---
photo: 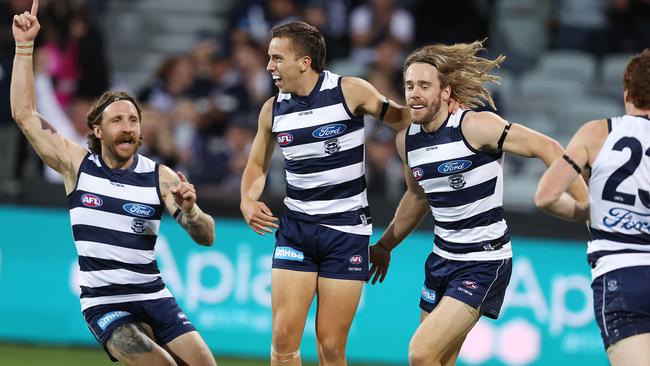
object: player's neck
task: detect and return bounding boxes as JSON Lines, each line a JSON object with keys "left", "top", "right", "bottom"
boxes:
{"left": 625, "top": 103, "right": 650, "bottom": 117}
{"left": 293, "top": 71, "right": 320, "bottom": 97}
{"left": 422, "top": 106, "right": 450, "bottom": 134}
{"left": 101, "top": 149, "right": 135, "bottom": 170}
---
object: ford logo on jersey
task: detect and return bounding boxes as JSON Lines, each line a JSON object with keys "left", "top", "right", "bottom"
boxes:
{"left": 438, "top": 159, "right": 472, "bottom": 174}
{"left": 312, "top": 124, "right": 347, "bottom": 139}
{"left": 81, "top": 193, "right": 103, "bottom": 207}
{"left": 123, "top": 203, "right": 155, "bottom": 218}
{"left": 277, "top": 133, "right": 293, "bottom": 146}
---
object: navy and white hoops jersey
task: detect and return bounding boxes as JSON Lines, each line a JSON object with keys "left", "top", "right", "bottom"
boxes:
{"left": 272, "top": 70, "right": 371, "bottom": 235}
{"left": 588, "top": 115, "right": 650, "bottom": 280}
{"left": 69, "top": 153, "right": 172, "bottom": 310}
{"left": 405, "top": 110, "right": 511, "bottom": 261}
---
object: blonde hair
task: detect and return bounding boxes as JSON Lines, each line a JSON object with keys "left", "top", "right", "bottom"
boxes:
{"left": 403, "top": 40, "right": 505, "bottom": 110}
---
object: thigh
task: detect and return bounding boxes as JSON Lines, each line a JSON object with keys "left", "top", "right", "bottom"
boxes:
{"left": 106, "top": 323, "right": 176, "bottom": 366}
{"left": 163, "top": 331, "right": 216, "bottom": 366}
{"left": 315, "top": 276, "right": 364, "bottom": 339}
{"left": 272, "top": 268, "right": 318, "bottom": 339}
{"left": 411, "top": 296, "right": 480, "bottom": 359}
{"left": 608, "top": 333, "right": 650, "bottom": 366}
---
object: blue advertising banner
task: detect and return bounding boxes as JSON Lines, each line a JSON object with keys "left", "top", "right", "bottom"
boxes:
{"left": 0, "top": 205, "right": 607, "bottom": 365}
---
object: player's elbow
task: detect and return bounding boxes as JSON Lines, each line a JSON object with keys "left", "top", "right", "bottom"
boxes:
{"left": 534, "top": 188, "right": 556, "bottom": 211}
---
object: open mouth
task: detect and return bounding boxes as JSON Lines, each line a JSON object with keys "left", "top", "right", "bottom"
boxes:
{"left": 410, "top": 104, "right": 425, "bottom": 111}
{"left": 272, "top": 74, "right": 282, "bottom": 85}
{"left": 116, "top": 137, "right": 135, "bottom": 149}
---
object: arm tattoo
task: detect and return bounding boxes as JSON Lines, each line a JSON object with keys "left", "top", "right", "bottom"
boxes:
{"left": 107, "top": 324, "right": 154, "bottom": 357}
{"left": 178, "top": 210, "right": 214, "bottom": 245}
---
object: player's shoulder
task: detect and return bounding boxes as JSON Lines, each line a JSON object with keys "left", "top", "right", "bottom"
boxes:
{"left": 577, "top": 119, "right": 609, "bottom": 139}
{"left": 340, "top": 76, "right": 373, "bottom": 93}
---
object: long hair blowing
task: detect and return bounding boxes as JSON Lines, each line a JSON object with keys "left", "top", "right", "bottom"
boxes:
{"left": 404, "top": 40, "right": 505, "bottom": 110}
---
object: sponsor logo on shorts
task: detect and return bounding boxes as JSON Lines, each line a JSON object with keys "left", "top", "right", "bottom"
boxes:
{"left": 438, "top": 159, "right": 472, "bottom": 174}
{"left": 97, "top": 311, "right": 131, "bottom": 331}
{"left": 412, "top": 167, "right": 424, "bottom": 180}
{"left": 277, "top": 133, "right": 294, "bottom": 146}
{"left": 607, "top": 279, "right": 619, "bottom": 291}
{"left": 349, "top": 255, "right": 363, "bottom": 265}
{"left": 312, "top": 124, "right": 347, "bottom": 139}
{"left": 463, "top": 280, "right": 479, "bottom": 290}
{"left": 123, "top": 203, "right": 155, "bottom": 218}
{"left": 81, "top": 193, "right": 103, "bottom": 208}
{"left": 274, "top": 246, "right": 304, "bottom": 261}
{"left": 421, "top": 286, "right": 436, "bottom": 304}
{"left": 348, "top": 267, "right": 362, "bottom": 271}
{"left": 177, "top": 312, "right": 190, "bottom": 323}
{"left": 457, "top": 287, "right": 474, "bottom": 296}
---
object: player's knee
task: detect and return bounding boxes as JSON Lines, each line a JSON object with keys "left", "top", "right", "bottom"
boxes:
{"left": 318, "top": 337, "right": 345, "bottom": 362}
{"left": 408, "top": 341, "right": 439, "bottom": 366}
{"left": 271, "top": 325, "right": 301, "bottom": 351}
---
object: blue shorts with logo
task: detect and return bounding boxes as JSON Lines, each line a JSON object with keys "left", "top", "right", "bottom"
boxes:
{"left": 272, "top": 215, "right": 370, "bottom": 280}
{"left": 420, "top": 252, "right": 512, "bottom": 319}
{"left": 592, "top": 266, "right": 650, "bottom": 349}
{"left": 83, "top": 297, "right": 196, "bottom": 361}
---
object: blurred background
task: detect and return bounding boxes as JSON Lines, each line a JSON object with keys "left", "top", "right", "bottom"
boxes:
{"left": 0, "top": 0, "right": 648, "bottom": 365}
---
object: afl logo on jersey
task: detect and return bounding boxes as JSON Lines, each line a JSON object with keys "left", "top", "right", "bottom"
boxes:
{"left": 438, "top": 160, "right": 472, "bottom": 174}
{"left": 277, "top": 133, "right": 294, "bottom": 146}
{"left": 412, "top": 167, "right": 424, "bottom": 180}
{"left": 81, "top": 194, "right": 103, "bottom": 207}
{"left": 123, "top": 203, "right": 155, "bottom": 218}
{"left": 348, "top": 255, "right": 363, "bottom": 265}
{"left": 312, "top": 124, "right": 347, "bottom": 139}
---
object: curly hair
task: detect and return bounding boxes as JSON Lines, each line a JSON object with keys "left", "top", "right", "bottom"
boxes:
{"left": 271, "top": 21, "right": 326, "bottom": 73}
{"left": 623, "top": 49, "right": 650, "bottom": 110}
{"left": 403, "top": 40, "right": 505, "bottom": 110}
{"left": 86, "top": 91, "right": 142, "bottom": 155}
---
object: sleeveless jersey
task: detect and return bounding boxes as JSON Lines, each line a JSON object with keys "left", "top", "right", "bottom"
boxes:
{"left": 68, "top": 153, "right": 172, "bottom": 310}
{"left": 588, "top": 115, "right": 650, "bottom": 279}
{"left": 272, "top": 70, "right": 371, "bottom": 235}
{"left": 405, "top": 110, "right": 511, "bottom": 261}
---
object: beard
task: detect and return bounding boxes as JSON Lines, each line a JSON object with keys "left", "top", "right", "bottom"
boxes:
{"left": 411, "top": 93, "right": 442, "bottom": 125}
{"left": 104, "top": 133, "right": 141, "bottom": 163}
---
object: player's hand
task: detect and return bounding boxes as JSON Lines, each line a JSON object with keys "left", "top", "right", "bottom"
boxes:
{"left": 170, "top": 171, "right": 196, "bottom": 213}
{"left": 240, "top": 197, "right": 278, "bottom": 235}
{"left": 12, "top": 0, "right": 40, "bottom": 42}
{"left": 368, "top": 243, "right": 391, "bottom": 284}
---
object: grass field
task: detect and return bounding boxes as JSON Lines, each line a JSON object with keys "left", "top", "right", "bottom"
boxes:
{"left": 0, "top": 343, "right": 320, "bottom": 366}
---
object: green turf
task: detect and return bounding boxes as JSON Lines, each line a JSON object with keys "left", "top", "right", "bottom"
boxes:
{"left": 0, "top": 343, "right": 298, "bottom": 366}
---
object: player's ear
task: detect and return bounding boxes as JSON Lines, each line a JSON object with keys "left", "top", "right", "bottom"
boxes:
{"left": 301, "top": 56, "right": 311, "bottom": 72}
{"left": 93, "top": 124, "right": 102, "bottom": 139}
{"left": 441, "top": 85, "right": 451, "bottom": 103}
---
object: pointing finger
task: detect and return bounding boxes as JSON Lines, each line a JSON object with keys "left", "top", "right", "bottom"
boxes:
{"left": 31, "top": 0, "right": 38, "bottom": 17}
{"left": 176, "top": 171, "right": 188, "bottom": 183}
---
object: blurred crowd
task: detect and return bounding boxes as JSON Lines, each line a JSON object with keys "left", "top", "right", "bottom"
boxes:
{"left": 1, "top": 0, "right": 649, "bottom": 202}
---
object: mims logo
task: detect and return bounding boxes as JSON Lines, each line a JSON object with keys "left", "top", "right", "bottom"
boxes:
{"left": 274, "top": 246, "right": 304, "bottom": 262}
{"left": 97, "top": 311, "right": 131, "bottom": 330}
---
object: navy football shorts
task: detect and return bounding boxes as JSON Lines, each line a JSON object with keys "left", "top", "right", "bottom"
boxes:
{"left": 83, "top": 297, "right": 196, "bottom": 361}
{"left": 272, "top": 215, "right": 370, "bottom": 280}
{"left": 419, "top": 252, "right": 512, "bottom": 319}
{"left": 592, "top": 266, "right": 650, "bottom": 349}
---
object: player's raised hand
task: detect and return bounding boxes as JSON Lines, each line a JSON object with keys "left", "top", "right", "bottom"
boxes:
{"left": 171, "top": 171, "right": 197, "bottom": 213}
{"left": 240, "top": 198, "right": 278, "bottom": 236}
{"left": 12, "top": 0, "right": 40, "bottom": 42}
